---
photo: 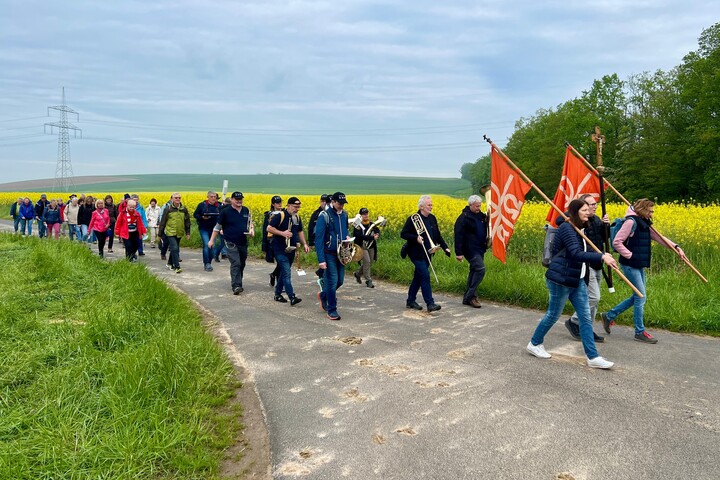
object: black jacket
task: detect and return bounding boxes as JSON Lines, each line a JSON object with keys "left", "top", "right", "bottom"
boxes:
{"left": 546, "top": 221, "right": 603, "bottom": 288}
{"left": 400, "top": 211, "right": 448, "bottom": 262}
{"left": 453, "top": 206, "right": 488, "bottom": 258}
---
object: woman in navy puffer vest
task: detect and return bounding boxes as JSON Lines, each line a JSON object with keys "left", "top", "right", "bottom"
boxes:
{"left": 527, "top": 199, "right": 618, "bottom": 369}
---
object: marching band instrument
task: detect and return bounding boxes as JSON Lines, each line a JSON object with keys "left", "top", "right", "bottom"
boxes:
{"left": 285, "top": 214, "right": 300, "bottom": 252}
{"left": 410, "top": 213, "right": 439, "bottom": 283}
{"left": 295, "top": 243, "right": 306, "bottom": 276}
{"left": 245, "top": 209, "right": 255, "bottom": 236}
{"left": 350, "top": 245, "right": 364, "bottom": 262}
{"left": 363, "top": 216, "right": 387, "bottom": 250}
{"left": 338, "top": 237, "right": 357, "bottom": 265}
{"left": 350, "top": 213, "right": 363, "bottom": 230}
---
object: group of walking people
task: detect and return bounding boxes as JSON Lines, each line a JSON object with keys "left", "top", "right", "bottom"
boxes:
{"left": 10, "top": 189, "right": 684, "bottom": 370}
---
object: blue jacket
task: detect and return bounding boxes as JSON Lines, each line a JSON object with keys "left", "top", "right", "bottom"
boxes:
{"left": 42, "top": 207, "right": 61, "bottom": 224}
{"left": 619, "top": 215, "right": 652, "bottom": 269}
{"left": 315, "top": 207, "right": 349, "bottom": 264}
{"left": 19, "top": 203, "right": 35, "bottom": 220}
{"left": 545, "top": 221, "right": 603, "bottom": 288}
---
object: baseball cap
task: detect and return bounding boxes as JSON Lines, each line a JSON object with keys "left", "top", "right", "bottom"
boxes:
{"left": 271, "top": 195, "right": 282, "bottom": 204}
{"left": 231, "top": 191, "right": 244, "bottom": 199}
{"left": 320, "top": 194, "right": 330, "bottom": 202}
{"left": 359, "top": 207, "right": 369, "bottom": 215}
{"left": 41, "top": 194, "right": 47, "bottom": 198}
{"left": 331, "top": 192, "right": 348, "bottom": 204}
{"left": 287, "top": 196, "right": 301, "bottom": 205}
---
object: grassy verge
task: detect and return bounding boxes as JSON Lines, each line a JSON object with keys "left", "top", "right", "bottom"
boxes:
{"left": 0, "top": 234, "right": 241, "bottom": 479}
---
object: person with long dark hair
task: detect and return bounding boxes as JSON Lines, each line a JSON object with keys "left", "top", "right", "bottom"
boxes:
{"left": 526, "top": 199, "right": 618, "bottom": 369}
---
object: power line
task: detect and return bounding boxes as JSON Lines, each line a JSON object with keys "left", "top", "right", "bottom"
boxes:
{"left": 45, "top": 88, "right": 81, "bottom": 193}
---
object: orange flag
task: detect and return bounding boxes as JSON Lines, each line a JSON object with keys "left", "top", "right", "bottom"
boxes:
{"left": 546, "top": 146, "right": 602, "bottom": 226}
{"left": 489, "top": 147, "right": 532, "bottom": 263}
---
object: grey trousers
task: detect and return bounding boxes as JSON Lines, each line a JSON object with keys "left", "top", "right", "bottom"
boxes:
{"left": 359, "top": 248, "right": 376, "bottom": 281}
{"left": 570, "top": 267, "right": 602, "bottom": 324}
{"left": 463, "top": 254, "right": 486, "bottom": 302}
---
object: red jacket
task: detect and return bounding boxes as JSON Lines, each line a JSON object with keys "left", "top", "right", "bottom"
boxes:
{"left": 89, "top": 208, "right": 110, "bottom": 233}
{"left": 115, "top": 209, "right": 147, "bottom": 239}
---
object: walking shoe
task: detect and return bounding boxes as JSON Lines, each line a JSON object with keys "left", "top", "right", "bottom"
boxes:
{"left": 178, "top": 258, "right": 182, "bottom": 262}
{"left": 565, "top": 319, "right": 581, "bottom": 340}
{"left": 151, "top": 244, "right": 155, "bottom": 248}
{"left": 108, "top": 249, "right": 113, "bottom": 253}
{"left": 274, "top": 294, "right": 288, "bottom": 303}
{"left": 138, "top": 252, "right": 145, "bottom": 256}
{"left": 317, "top": 291, "right": 327, "bottom": 311}
{"left": 462, "top": 297, "right": 482, "bottom": 308}
{"left": 221, "top": 254, "right": 228, "bottom": 259}
{"left": 406, "top": 301, "right": 422, "bottom": 310}
{"left": 214, "top": 255, "right": 220, "bottom": 262}
{"left": 327, "top": 311, "right": 341, "bottom": 321}
{"left": 166, "top": 264, "right": 173, "bottom": 270}
{"left": 269, "top": 273, "right": 276, "bottom": 287}
{"left": 593, "top": 332, "right": 605, "bottom": 343}
{"left": 161, "top": 255, "right": 167, "bottom": 260}
{"left": 601, "top": 312, "right": 615, "bottom": 334}
{"left": 526, "top": 342, "right": 552, "bottom": 359}
{"left": 587, "top": 356, "right": 614, "bottom": 369}
{"left": 175, "top": 268, "right": 182, "bottom": 274}
{"left": 427, "top": 303, "right": 441, "bottom": 312}
{"left": 354, "top": 270, "right": 362, "bottom": 284}
{"left": 204, "top": 264, "right": 213, "bottom": 272}
{"left": 366, "top": 280, "right": 375, "bottom": 288}
{"left": 233, "top": 287, "right": 243, "bottom": 295}
{"left": 290, "top": 296, "right": 302, "bottom": 306}
{"left": 634, "top": 331, "right": 658, "bottom": 344}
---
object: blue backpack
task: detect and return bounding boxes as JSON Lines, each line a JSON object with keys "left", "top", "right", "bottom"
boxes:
{"left": 609, "top": 216, "right": 637, "bottom": 252}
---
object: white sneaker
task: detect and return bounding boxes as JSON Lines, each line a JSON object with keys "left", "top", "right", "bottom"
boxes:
{"left": 526, "top": 342, "right": 551, "bottom": 359}
{"left": 587, "top": 356, "right": 614, "bottom": 369}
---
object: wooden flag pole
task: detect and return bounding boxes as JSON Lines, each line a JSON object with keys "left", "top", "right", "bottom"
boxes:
{"left": 566, "top": 142, "right": 708, "bottom": 283}
{"left": 590, "top": 127, "right": 616, "bottom": 293}
{"left": 483, "top": 135, "right": 644, "bottom": 298}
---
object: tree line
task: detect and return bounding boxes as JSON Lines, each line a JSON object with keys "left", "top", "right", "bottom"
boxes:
{"left": 462, "top": 22, "right": 720, "bottom": 203}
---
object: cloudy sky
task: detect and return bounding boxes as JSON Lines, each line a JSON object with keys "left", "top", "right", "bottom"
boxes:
{"left": 0, "top": 0, "right": 717, "bottom": 183}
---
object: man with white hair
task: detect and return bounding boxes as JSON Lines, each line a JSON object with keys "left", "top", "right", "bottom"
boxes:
{"left": 454, "top": 195, "right": 489, "bottom": 308}
{"left": 400, "top": 195, "right": 451, "bottom": 312}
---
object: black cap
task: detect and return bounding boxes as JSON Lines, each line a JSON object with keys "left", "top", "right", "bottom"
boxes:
{"left": 271, "top": 195, "right": 282, "bottom": 204}
{"left": 320, "top": 194, "right": 330, "bottom": 202}
{"left": 359, "top": 207, "right": 369, "bottom": 215}
{"left": 287, "top": 196, "right": 301, "bottom": 205}
{"left": 231, "top": 191, "right": 244, "bottom": 199}
{"left": 124, "top": 193, "right": 131, "bottom": 199}
{"left": 331, "top": 192, "right": 348, "bottom": 204}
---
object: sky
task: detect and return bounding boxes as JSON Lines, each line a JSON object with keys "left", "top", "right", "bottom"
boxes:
{"left": 0, "top": 0, "right": 718, "bottom": 183}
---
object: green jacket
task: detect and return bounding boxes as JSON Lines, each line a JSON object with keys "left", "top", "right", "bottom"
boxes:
{"left": 158, "top": 203, "right": 191, "bottom": 237}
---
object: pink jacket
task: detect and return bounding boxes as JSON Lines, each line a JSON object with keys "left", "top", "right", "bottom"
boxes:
{"left": 89, "top": 208, "right": 110, "bottom": 233}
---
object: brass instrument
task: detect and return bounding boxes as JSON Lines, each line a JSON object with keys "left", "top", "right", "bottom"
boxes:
{"left": 410, "top": 213, "right": 439, "bottom": 283}
{"left": 411, "top": 213, "right": 440, "bottom": 254}
{"left": 245, "top": 209, "right": 255, "bottom": 236}
{"left": 285, "top": 213, "right": 299, "bottom": 253}
{"left": 295, "top": 242, "right": 306, "bottom": 276}
{"left": 350, "top": 245, "right": 364, "bottom": 262}
{"left": 338, "top": 237, "right": 356, "bottom": 265}
{"left": 363, "top": 216, "right": 386, "bottom": 250}
{"left": 350, "top": 213, "right": 363, "bottom": 230}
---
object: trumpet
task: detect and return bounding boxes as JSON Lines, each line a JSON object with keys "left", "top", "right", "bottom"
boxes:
{"left": 410, "top": 213, "right": 439, "bottom": 283}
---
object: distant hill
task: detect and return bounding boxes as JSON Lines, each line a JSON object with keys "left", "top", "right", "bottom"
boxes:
{"left": 0, "top": 174, "right": 472, "bottom": 197}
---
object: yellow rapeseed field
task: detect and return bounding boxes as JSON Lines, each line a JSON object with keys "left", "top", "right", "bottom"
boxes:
{"left": 2, "top": 192, "right": 718, "bottom": 250}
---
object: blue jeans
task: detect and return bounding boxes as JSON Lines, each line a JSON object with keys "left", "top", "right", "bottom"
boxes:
{"left": 199, "top": 229, "right": 222, "bottom": 265}
{"left": 322, "top": 255, "right": 345, "bottom": 314}
{"left": 606, "top": 265, "right": 647, "bottom": 335}
{"left": 80, "top": 224, "right": 89, "bottom": 242}
{"left": 13, "top": 217, "right": 21, "bottom": 233}
{"left": 166, "top": 236, "right": 181, "bottom": 269}
{"left": 68, "top": 224, "right": 80, "bottom": 241}
{"left": 408, "top": 259, "right": 434, "bottom": 305}
{"left": 274, "top": 249, "right": 295, "bottom": 298}
{"left": 37, "top": 219, "right": 46, "bottom": 238}
{"left": 20, "top": 218, "right": 33, "bottom": 236}
{"left": 531, "top": 279, "right": 599, "bottom": 359}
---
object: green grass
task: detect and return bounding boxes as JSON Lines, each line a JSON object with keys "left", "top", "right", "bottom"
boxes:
{"left": 0, "top": 173, "right": 472, "bottom": 197}
{"left": 0, "top": 235, "right": 241, "bottom": 479}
